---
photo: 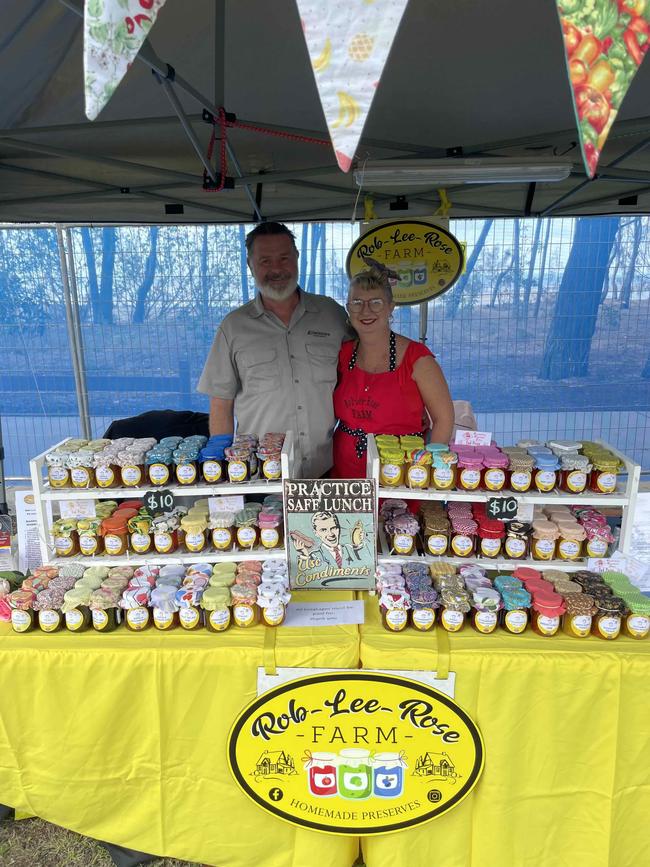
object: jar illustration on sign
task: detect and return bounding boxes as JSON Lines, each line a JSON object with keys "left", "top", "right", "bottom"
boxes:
{"left": 372, "top": 752, "right": 407, "bottom": 798}
{"left": 304, "top": 752, "right": 338, "bottom": 797}
{"left": 337, "top": 749, "right": 372, "bottom": 799}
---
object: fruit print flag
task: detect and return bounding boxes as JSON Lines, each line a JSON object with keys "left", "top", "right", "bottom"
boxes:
{"left": 295, "top": 0, "right": 409, "bottom": 172}
{"left": 84, "top": 0, "right": 167, "bottom": 121}
{"left": 556, "top": 0, "right": 650, "bottom": 177}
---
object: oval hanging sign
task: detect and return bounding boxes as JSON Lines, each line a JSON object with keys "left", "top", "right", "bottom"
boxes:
{"left": 227, "top": 671, "right": 484, "bottom": 835}
{"left": 346, "top": 220, "right": 464, "bottom": 305}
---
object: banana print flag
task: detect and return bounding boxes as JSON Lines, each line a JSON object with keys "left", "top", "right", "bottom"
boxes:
{"left": 296, "top": 0, "right": 409, "bottom": 171}
{"left": 84, "top": 0, "right": 167, "bottom": 120}
{"left": 556, "top": 0, "right": 650, "bottom": 177}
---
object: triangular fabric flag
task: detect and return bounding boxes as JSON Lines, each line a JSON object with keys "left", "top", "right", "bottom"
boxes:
{"left": 556, "top": 0, "right": 650, "bottom": 177}
{"left": 84, "top": 0, "right": 167, "bottom": 120}
{"left": 296, "top": 0, "right": 409, "bottom": 171}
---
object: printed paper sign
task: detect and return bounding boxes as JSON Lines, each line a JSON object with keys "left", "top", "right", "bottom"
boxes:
{"left": 15, "top": 491, "right": 52, "bottom": 573}
{"left": 209, "top": 496, "right": 245, "bottom": 517}
{"left": 59, "top": 499, "right": 97, "bottom": 519}
{"left": 284, "top": 479, "right": 376, "bottom": 590}
{"left": 284, "top": 601, "right": 365, "bottom": 628}
{"left": 454, "top": 430, "right": 492, "bottom": 447}
{"left": 229, "top": 671, "right": 483, "bottom": 835}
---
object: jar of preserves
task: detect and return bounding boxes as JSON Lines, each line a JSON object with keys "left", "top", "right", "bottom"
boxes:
{"left": 151, "top": 584, "right": 180, "bottom": 631}
{"left": 258, "top": 585, "right": 291, "bottom": 627}
{"left": 120, "top": 461, "right": 145, "bottom": 488}
{"left": 556, "top": 522, "right": 586, "bottom": 561}
{"left": 180, "top": 516, "right": 208, "bottom": 553}
{"left": 481, "top": 452, "right": 509, "bottom": 492}
{"left": 449, "top": 520, "right": 477, "bottom": 558}
{"left": 235, "top": 509, "right": 260, "bottom": 550}
{"left": 94, "top": 453, "right": 121, "bottom": 488}
{"left": 531, "top": 594, "right": 565, "bottom": 636}
{"left": 175, "top": 458, "right": 199, "bottom": 486}
{"left": 477, "top": 522, "right": 505, "bottom": 559}
{"left": 424, "top": 526, "right": 449, "bottom": 557}
{"left": 533, "top": 455, "right": 560, "bottom": 493}
{"left": 500, "top": 588, "right": 531, "bottom": 634}
{"left": 258, "top": 448, "right": 283, "bottom": 481}
{"left": 68, "top": 450, "right": 96, "bottom": 488}
{"left": 52, "top": 519, "right": 79, "bottom": 557}
{"left": 531, "top": 520, "right": 559, "bottom": 561}
{"left": 589, "top": 456, "right": 620, "bottom": 494}
{"left": 506, "top": 453, "right": 534, "bottom": 493}
{"left": 457, "top": 455, "right": 483, "bottom": 492}
{"left": 225, "top": 446, "right": 251, "bottom": 483}
{"left": 203, "top": 587, "right": 232, "bottom": 632}
{"left": 92, "top": 607, "right": 121, "bottom": 632}
{"left": 410, "top": 590, "right": 438, "bottom": 631}
{"left": 258, "top": 513, "right": 284, "bottom": 549}
{"left": 77, "top": 519, "right": 104, "bottom": 556}
{"left": 231, "top": 586, "right": 260, "bottom": 627}
{"left": 562, "top": 593, "right": 595, "bottom": 638}
{"left": 210, "top": 511, "right": 235, "bottom": 551}
{"left": 504, "top": 521, "right": 531, "bottom": 560}
{"left": 591, "top": 597, "right": 625, "bottom": 640}
{"left": 584, "top": 524, "right": 614, "bottom": 558}
{"left": 439, "top": 604, "right": 467, "bottom": 633}
{"left": 46, "top": 450, "right": 72, "bottom": 488}
{"left": 127, "top": 514, "right": 153, "bottom": 555}
{"left": 380, "top": 592, "right": 410, "bottom": 632}
{"left": 178, "top": 604, "right": 203, "bottom": 630}
{"left": 405, "top": 450, "right": 432, "bottom": 489}
{"left": 559, "top": 455, "right": 591, "bottom": 494}
{"left": 62, "top": 586, "right": 93, "bottom": 632}
{"left": 379, "top": 450, "right": 405, "bottom": 488}
{"left": 100, "top": 514, "right": 129, "bottom": 556}
{"left": 152, "top": 514, "right": 180, "bottom": 554}
{"left": 146, "top": 448, "right": 173, "bottom": 486}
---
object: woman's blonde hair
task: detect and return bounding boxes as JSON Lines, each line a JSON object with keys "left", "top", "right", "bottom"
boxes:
{"left": 349, "top": 267, "right": 393, "bottom": 303}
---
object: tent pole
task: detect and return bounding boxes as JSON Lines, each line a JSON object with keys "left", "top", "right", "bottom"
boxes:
{"left": 153, "top": 73, "right": 216, "bottom": 181}
{"left": 64, "top": 228, "right": 92, "bottom": 439}
{"left": 56, "top": 228, "right": 91, "bottom": 439}
{"left": 419, "top": 302, "right": 428, "bottom": 345}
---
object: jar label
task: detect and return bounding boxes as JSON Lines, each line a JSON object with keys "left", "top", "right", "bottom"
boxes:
{"left": 627, "top": 615, "right": 650, "bottom": 638}
{"left": 264, "top": 605, "right": 285, "bottom": 626}
{"left": 441, "top": 609, "right": 464, "bottom": 632}
{"left": 586, "top": 538, "right": 608, "bottom": 557}
{"left": 480, "top": 538, "right": 501, "bottom": 558}
{"left": 596, "top": 472, "right": 617, "bottom": 493}
{"left": 65, "top": 609, "right": 84, "bottom": 631}
{"left": 39, "top": 609, "right": 61, "bottom": 632}
{"left": 505, "top": 610, "right": 527, "bottom": 633}
{"left": 505, "top": 537, "right": 526, "bottom": 558}
{"left": 55, "top": 535, "right": 74, "bottom": 555}
{"left": 149, "top": 463, "right": 170, "bottom": 485}
{"left": 451, "top": 534, "right": 473, "bottom": 557}
{"left": 153, "top": 608, "right": 174, "bottom": 630}
{"left": 202, "top": 460, "right": 222, "bottom": 483}
{"left": 96, "top": 465, "right": 115, "bottom": 487}
{"left": 92, "top": 609, "right": 109, "bottom": 630}
{"left": 407, "top": 466, "right": 428, "bottom": 488}
{"left": 393, "top": 533, "right": 414, "bottom": 555}
{"left": 71, "top": 467, "right": 91, "bottom": 487}
{"left": 131, "top": 532, "right": 151, "bottom": 553}
{"left": 237, "top": 526, "right": 257, "bottom": 548}
{"left": 228, "top": 461, "right": 248, "bottom": 482}
{"left": 176, "top": 463, "right": 197, "bottom": 484}
{"left": 209, "top": 609, "right": 231, "bottom": 631}
{"left": 126, "top": 607, "right": 149, "bottom": 630}
{"left": 79, "top": 534, "right": 98, "bottom": 556}
{"left": 570, "top": 614, "right": 592, "bottom": 637}
{"left": 432, "top": 467, "right": 453, "bottom": 488}
{"left": 566, "top": 470, "right": 587, "bottom": 492}
{"left": 380, "top": 463, "right": 401, "bottom": 485}
{"left": 212, "top": 528, "right": 232, "bottom": 549}
{"left": 234, "top": 604, "right": 255, "bottom": 627}
{"left": 558, "top": 539, "right": 581, "bottom": 560}
{"left": 385, "top": 609, "right": 408, "bottom": 631}
{"left": 179, "top": 607, "right": 201, "bottom": 629}
{"left": 122, "top": 465, "right": 142, "bottom": 486}
{"left": 459, "top": 468, "right": 480, "bottom": 490}
{"left": 475, "top": 611, "right": 497, "bottom": 633}
{"left": 427, "top": 534, "right": 448, "bottom": 556}
{"left": 537, "top": 615, "right": 559, "bottom": 635}
{"left": 11, "top": 610, "right": 31, "bottom": 632}
{"left": 185, "top": 531, "right": 205, "bottom": 552}
{"left": 49, "top": 466, "right": 69, "bottom": 486}
{"left": 510, "top": 470, "right": 531, "bottom": 492}
{"left": 260, "top": 528, "right": 280, "bottom": 549}
{"left": 154, "top": 532, "right": 173, "bottom": 553}
{"left": 598, "top": 616, "right": 620, "bottom": 638}
{"left": 534, "top": 539, "right": 555, "bottom": 559}
{"left": 535, "top": 470, "right": 556, "bottom": 492}
{"left": 412, "top": 608, "right": 435, "bottom": 630}
{"left": 262, "top": 458, "right": 281, "bottom": 480}
{"left": 104, "top": 534, "right": 123, "bottom": 555}
{"left": 484, "top": 468, "right": 505, "bottom": 491}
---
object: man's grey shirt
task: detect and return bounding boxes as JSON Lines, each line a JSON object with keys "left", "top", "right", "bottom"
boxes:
{"left": 197, "top": 290, "right": 349, "bottom": 478}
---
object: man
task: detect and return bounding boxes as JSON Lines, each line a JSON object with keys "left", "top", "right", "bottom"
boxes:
{"left": 309, "top": 511, "right": 360, "bottom": 568}
{"left": 197, "top": 222, "right": 349, "bottom": 478}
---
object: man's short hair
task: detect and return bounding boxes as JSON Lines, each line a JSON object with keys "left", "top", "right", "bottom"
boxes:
{"left": 312, "top": 511, "right": 339, "bottom": 531}
{"left": 245, "top": 222, "right": 297, "bottom": 256}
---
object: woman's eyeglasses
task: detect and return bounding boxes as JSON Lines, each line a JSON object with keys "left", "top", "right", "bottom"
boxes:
{"left": 347, "top": 297, "right": 386, "bottom": 313}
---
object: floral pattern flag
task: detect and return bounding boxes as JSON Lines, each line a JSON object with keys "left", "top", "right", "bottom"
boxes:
{"left": 295, "top": 0, "right": 409, "bottom": 172}
{"left": 84, "top": 0, "right": 167, "bottom": 121}
{"left": 557, "top": 0, "right": 650, "bottom": 177}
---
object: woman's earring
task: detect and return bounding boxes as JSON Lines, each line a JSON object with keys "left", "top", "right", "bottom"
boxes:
{"left": 389, "top": 313, "right": 394, "bottom": 322}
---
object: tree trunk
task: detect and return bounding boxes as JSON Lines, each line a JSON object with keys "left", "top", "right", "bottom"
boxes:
{"left": 512, "top": 219, "right": 521, "bottom": 317}
{"left": 489, "top": 254, "right": 513, "bottom": 307}
{"left": 539, "top": 217, "right": 619, "bottom": 380}
{"left": 533, "top": 220, "right": 552, "bottom": 318}
{"left": 603, "top": 233, "right": 621, "bottom": 302}
{"left": 445, "top": 218, "right": 494, "bottom": 319}
{"left": 80, "top": 227, "right": 101, "bottom": 322}
{"left": 620, "top": 217, "right": 642, "bottom": 309}
{"left": 239, "top": 225, "right": 249, "bottom": 303}
{"left": 132, "top": 226, "right": 159, "bottom": 324}
{"left": 99, "top": 227, "right": 116, "bottom": 325}
{"left": 522, "top": 218, "right": 542, "bottom": 316}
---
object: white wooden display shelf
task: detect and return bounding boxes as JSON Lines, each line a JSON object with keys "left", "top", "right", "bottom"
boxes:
{"left": 366, "top": 435, "right": 641, "bottom": 555}
{"left": 29, "top": 433, "right": 295, "bottom": 566}
{"left": 46, "top": 548, "right": 287, "bottom": 568}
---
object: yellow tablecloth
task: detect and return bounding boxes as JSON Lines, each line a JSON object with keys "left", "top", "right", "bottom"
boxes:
{"left": 359, "top": 596, "right": 650, "bottom": 867}
{"left": 0, "top": 591, "right": 360, "bottom": 867}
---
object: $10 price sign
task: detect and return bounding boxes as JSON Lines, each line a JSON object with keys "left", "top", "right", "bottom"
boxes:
{"left": 143, "top": 489, "right": 175, "bottom": 516}
{"left": 486, "top": 496, "right": 518, "bottom": 521}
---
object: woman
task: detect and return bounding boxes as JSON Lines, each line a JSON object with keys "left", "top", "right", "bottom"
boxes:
{"left": 332, "top": 265, "right": 454, "bottom": 478}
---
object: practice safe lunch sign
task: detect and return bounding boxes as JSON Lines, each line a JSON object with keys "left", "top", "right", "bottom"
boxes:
{"left": 346, "top": 220, "right": 464, "bottom": 305}
{"left": 227, "top": 672, "right": 484, "bottom": 835}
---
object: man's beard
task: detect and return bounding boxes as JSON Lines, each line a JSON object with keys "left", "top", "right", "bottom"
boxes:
{"left": 257, "top": 276, "right": 298, "bottom": 301}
